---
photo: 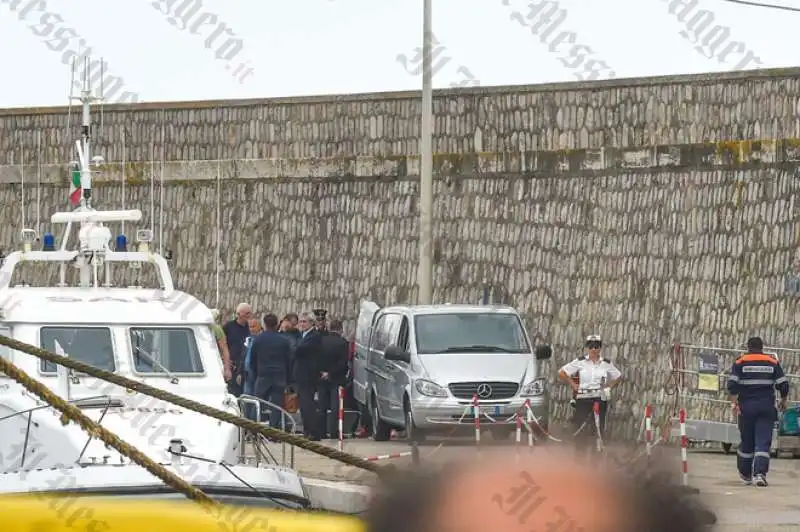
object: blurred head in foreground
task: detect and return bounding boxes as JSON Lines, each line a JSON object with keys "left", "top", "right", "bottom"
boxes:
{"left": 366, "top": 447, "right": 715, "bottom": 532}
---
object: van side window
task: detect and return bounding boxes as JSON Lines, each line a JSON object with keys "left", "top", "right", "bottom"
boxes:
{"left": 397, "top": 317, "right": 410, "bottom": 352}
{"left": 383, "top": 314, "right": 402, "bottom": 349}
{"left": 370, "top": 316, "right": 389, "bottom": 352}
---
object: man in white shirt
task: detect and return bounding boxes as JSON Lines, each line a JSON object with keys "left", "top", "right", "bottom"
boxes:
{"left": 558, "top": 334, "right": 622, "bottom": 456}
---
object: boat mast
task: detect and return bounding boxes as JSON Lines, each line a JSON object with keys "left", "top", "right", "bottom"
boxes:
{"left": 70, "top": 58, "right": 100, "bottom": 210}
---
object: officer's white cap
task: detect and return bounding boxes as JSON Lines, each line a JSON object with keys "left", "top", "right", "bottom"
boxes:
{"left": 586, "top": 334, "right": 601, "bottom": 342}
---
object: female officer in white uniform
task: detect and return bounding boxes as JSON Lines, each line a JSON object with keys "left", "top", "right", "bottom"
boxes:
{"left": 558, "top": 334, "right": 622, "bottom": 454}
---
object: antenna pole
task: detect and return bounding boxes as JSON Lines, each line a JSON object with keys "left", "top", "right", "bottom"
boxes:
{"left": 20, "top": 146, "right": 25, "bottom": 230}
{"left": 159, "top": 116, "right": 165, "bottom": 255}
{"left": 70, "top": 55, "right": 100, "bottom": 210}
{"left": 121, "top": 128, "right": 126, "bottom": 235}
{"left": 215, "top": 161, "right": 221, "bottom": 308}
{"left": 149, "top": 140, "right": 155, "bottom": 236}
{"left": 36, "top": 131, "right": 41, "bottom": 235}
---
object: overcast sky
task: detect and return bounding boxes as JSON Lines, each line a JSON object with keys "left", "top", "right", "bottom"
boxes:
{"left": 1, "top": 0, "right": 797, "bottom": 107}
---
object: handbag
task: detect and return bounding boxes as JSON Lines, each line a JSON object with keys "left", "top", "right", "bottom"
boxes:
{"left": 284, "top": 390, "right": 299, "bottom": 413}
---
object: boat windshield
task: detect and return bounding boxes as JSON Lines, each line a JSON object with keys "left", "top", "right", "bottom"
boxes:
{"left": 129, "top": 327, "right": 204, "bottom": 374}
{"left": 40, "top": 327, "right": 115, "bottom": 373}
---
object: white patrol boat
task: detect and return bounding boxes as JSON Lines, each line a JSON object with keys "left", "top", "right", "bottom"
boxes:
{"left": 0, "top": 66, "right": 309, "bottom": 509}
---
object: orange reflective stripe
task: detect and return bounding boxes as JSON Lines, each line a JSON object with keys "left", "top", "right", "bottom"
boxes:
{"left": 735, "top": 353, "right": 777, "bottom": 364}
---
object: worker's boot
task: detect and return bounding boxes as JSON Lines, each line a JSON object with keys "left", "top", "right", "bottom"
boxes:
{"left": 754, "top": 474, "right": 768, "bottom": 487}
{"left": 739, "top": 473, "right": 752, "bottom": 485}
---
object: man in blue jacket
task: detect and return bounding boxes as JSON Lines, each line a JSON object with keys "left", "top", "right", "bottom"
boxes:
{"left": 727, "top": 337, "right": 790, "bottom": 487}
{"left": 251, "top": 313, "right": 293, "bottom": 429}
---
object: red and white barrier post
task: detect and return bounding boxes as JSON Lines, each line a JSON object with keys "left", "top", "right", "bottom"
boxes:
{"left": 515, "top": 409, "right": 522, "bottom": 460}
{"left": 525, "top": 399, "right": 534, "bottom": 448}
{"left": 593, "top": 401, "right": 603, "bottom": 452}
{"left": 338, "top": 386, "right": 344, "bottom": 452}
{"left": 679, "top": 408, "right": 688, "bottom": 486}
{"left": 364, "top": 451, "right": 413, "bottom": 462}
{"left": 472, "top": 394, "right": 481, "bottom": 446}
{"left": 644, "top": 403, "right": 653, "bottom": 460}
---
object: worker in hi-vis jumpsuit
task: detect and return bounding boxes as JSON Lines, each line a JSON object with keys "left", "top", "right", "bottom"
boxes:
{"left": 727, "top": 336, "right": 790, "bottom": 487}
{"left": 558, "top": 334, "right": 622, "bottom": 456}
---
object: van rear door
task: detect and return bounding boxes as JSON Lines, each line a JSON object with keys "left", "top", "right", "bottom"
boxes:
{"left": 353, "top": 300, "right": 380, "bottom": 406}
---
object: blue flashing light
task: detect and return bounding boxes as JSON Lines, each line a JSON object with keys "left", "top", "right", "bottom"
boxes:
{"left": 116, "top": 234, "right": 128, "bottom": 252}
{"left": 42, "top": 232, "right": 55, "bottom": 251}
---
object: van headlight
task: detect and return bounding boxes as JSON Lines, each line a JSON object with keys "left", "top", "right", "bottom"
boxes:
{"left": 520, "top": 378, "right": 545, "bottom": 397}
{"left": 415, "top": 379, "right": 448, "bottom": 397}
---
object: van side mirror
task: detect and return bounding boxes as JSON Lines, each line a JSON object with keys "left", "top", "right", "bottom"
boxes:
{"left": 535, "top": 345, "right": 552, "bottom": 360}
{"left": 384, "top": 344, "right": 410, "bottom": 363}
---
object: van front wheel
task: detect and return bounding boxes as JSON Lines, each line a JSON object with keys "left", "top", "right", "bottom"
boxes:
{"left": 370, "top": 397, "right": 392, "bottom": 442}
{"left": 405, "top": 408, "right": 426, "bottom": 443}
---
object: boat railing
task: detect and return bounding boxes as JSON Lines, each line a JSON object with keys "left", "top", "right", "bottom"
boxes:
{"left": 237, "top": 395, "right": 301, "bottom": 468}
{"left": 0, "top": 394, "right": 119, "bottom": 468}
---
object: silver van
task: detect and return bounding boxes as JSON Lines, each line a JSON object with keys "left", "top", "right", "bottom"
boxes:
{"left": 353, "top": 301, "right": 552, "bottom": 442}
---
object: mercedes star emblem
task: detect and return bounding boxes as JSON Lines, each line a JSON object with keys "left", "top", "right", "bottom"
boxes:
{"left": 476, "top": 383, "right": 492, "bottom": 398}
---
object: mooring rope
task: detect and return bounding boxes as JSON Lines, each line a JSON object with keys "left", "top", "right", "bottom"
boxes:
{"left": 0, "top": 334, "right": 383, "bottom": 475}
{"left": 0, "top": 354, "right": 216, "bottom": 506}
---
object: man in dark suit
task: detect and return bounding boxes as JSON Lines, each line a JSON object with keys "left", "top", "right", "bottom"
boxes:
{"left": 280, "top": 313, "right": 301, "bottom": 391}
{"left": 293, "top": 311, "right": 323, "bottom": 440}
{"left": 251, "top": 314, "right": 292, "bottom": 429}
{"left": 316, "top": 318, "right": 351, "bottom": 439}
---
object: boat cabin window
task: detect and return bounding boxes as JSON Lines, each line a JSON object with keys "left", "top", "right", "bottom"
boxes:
{"left": 129, "top": 327, "right": 204, "bottom": 374}
{"left": 40, "top": 327, "right": 116, "bottom": 373}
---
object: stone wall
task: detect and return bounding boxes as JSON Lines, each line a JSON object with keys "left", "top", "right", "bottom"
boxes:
{"left": 3, "top": 67, "right": 800, "bottom": 165}
{"left": 2, "top": 68, "right": 800, "bottom": 438}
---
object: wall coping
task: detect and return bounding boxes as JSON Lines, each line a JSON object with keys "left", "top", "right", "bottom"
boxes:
{"left": 0, "top": 139, "right": 798, "bottom": 184}
{"left": 1, "top": 67, "right": 798, "bottom": 116}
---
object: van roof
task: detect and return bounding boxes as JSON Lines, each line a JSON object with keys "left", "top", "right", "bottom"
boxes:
{"left": 381, "top": 304, "right": 519, "bottom": 316}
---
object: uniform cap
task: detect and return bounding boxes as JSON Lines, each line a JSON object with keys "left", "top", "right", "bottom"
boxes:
{"left": 586, "top": 334, "right": 601, "bottom": 342}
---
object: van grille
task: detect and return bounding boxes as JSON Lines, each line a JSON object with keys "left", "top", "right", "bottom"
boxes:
{"left": 448, "top": 382, "right": 519, "bottom": 400}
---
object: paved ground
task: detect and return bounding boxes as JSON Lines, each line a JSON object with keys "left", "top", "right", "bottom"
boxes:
{"left": 249, "top": 433, "right": 800, "bottom": 530}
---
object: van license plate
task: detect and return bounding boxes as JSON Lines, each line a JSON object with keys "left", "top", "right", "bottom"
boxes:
{"left": 493, "top": 406, "right": 501, "bottom": 416}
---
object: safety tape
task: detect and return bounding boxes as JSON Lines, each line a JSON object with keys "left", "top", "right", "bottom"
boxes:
{"left": 424, "top": 406, "right": 476, "bottom": 460}
{"left": 363, "top": 451, "right": 413, "bottom": 462}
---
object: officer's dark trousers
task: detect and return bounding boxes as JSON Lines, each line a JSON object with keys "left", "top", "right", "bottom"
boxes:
{"left": 297, "top": 381, "right": 319, "bottom": 438}
{"left": 573, "top": 398, "right": 608, "bottom": 457}
{"left": 738, "top": 402, "right": 777, "bottom": 478}
{"left": 316, "top": 381, "right": 339, "bottom": 438}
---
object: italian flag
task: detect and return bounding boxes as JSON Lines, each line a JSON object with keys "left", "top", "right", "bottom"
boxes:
{"left": 69, "top": 169, "right": 81, "bottom": 206}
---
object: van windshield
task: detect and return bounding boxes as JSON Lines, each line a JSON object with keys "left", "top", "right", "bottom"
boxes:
{"left": 413, "top": 313, "right": 530, "bottom": 355}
